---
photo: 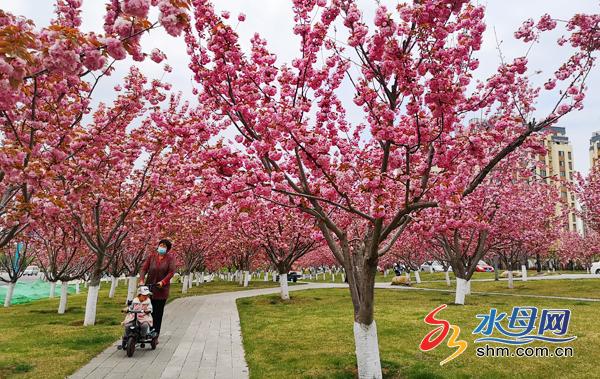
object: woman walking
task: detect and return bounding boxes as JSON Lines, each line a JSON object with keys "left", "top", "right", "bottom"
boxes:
{"left": 139, "top": 239, "right": 176, "bottom": 341}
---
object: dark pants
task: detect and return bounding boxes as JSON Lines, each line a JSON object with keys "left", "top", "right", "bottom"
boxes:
{"left": 151, "top": 298, "right": 167, "bottom": 336}
{"left": 124, "top": 322, "right": 150, "bottom": 337}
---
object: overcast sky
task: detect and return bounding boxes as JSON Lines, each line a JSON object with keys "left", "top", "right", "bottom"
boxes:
{"left": 5, "top": 1, "right": 599, "bottom": 174}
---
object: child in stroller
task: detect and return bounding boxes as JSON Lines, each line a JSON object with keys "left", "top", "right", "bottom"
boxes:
{"left": 119, "top": 285, "right": 158, "bottom": 357}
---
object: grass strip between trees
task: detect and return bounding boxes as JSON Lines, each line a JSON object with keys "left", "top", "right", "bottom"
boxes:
{"left": 237, "top": 283, "right": 600, "bottom": 379}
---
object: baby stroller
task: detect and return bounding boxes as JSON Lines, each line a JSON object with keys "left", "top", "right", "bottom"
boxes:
{"left": 118, "top": 284, "right": 159, "bottom": 357}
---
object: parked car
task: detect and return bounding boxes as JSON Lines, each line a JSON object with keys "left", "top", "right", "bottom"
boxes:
{"left": 276, "top": 271, "right": 302, "bottom": 282}
{"left": 591, "top": 261, "right": 600, "bottom": 275}
{"left": 475, "top": 260, "right": 494, "bottom": 272}
{"left": 420, "top": 261, "right": 451, "bottom": 273}
{"left": 23, "top": 265, "right": 40, "bottom": 276}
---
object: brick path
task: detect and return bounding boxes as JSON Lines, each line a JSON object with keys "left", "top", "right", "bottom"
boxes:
{"left": 69, "top": 283, "right": 339, "bottom": 379}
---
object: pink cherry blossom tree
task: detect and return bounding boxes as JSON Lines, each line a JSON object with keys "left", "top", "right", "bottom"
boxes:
{"left": 186, "top": 2, "right": 599, "bottom": 376}
{"left": 31, "top": 212, "right": 94, "bottom": 312}
{"left": 0, "top": 0, "right": 192, "bottom": 250}
{"left": 0, "top": 239, "right": 35, "bottom": 307}
{"left": 579, "top": 163, "right": 600, "bottom": 234}
{"left": 224, "top": 196, "right": 321, "bottom": 299}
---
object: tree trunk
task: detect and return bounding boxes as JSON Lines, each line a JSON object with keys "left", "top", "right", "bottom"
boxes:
{"left": 521, "top": 264, "right": 528, "bottom": 282}
{"left": 508, "top": 270, "right": 514, "bottom": 289}
{"left": 354, "top": 321, "right": 382, "bottom": 379}
{"left": 75, "top": 281, "right": 80, "bottom": 294}
{"left": 58, "top": 282, "right": 68, "bottom": 314}
{"left": 243, "top": 270, "right": 250, "bottom": 287}
{"left": 279, "top": 273, "right": 290, "bottom": 300}
{"left": 414, "top": 270, "right": 421, "bottom": 284}
{"left": 84, "top": 284, "right": 100, "bottom": 326}
{"left": 493, "top": 257, "right": 499, "bottom": 281}
{"left": 182, "top": 275, "right": 188, "bottom": 293}
{"left": 108, "top": 276, "right": 117, "bottom": 298}
{"left": 49, "top": 281, "right": 57, "bottom": 299}
{"left": 465, "top": 279, "right": 471, "bottom": 295}
{"left": 200, "top": 272, "right": 205, "bottom": 285}
{"left": 126, "top": 276, "right": 137, "bottom": 303}
{"left": 3, "top": 282, "right": 15, "bottom": 307}
{"left": 84, "top": 268, "right": 102, "bottom": 326}
{"left": 455, "top": 278, "right": 468, "bottom": 305}
{"left": 332, "top": 273, "right": 336, "bottom": 282}
{"left": 264, "top": 271, "right": 268, "bottom": 281}
{"left": 346, "top": 260, "right": 382, "bottom": 379}
{"left": 445, "top": 270, "right": 451, "bottom": 286}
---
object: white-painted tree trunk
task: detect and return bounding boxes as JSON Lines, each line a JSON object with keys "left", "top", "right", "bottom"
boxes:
{"left": 332, "top": 273, "right": 336, "bottom": 282}
{"left": 465, "top": 279, "right": 471, "bottom": 295}
{"left": 383, "top": 269, "right": 387, "bottom": 278}
{"left": 279, "top": 273, "right": 290, "bottom": 300}
{"left": 243, "top": 271, "right": 250, "bottom": 287}
{"left": 182, "top": 275, "right": 188, "bottom": 293}
{"left": 108, "top": 276, "right": 117, "bottom": 298}
{"left": 508, "top": 271, "right": 514, "bottom": 289}
{"left": 3, "top": 282, "right": 15, "bottom": 307}
{"left": 353, "top": 321, "right": 383, "bottom": 379}
{"left": 188, "top": 274, "right": 194, "bottom": 290}
{"left": 200, "top": 272, "right": 205, "bottom": 285}
{"left": 445, "top": 271, "right": 451, "bottom": 286}
{"left": 58, "top": 282, "right": 68, "bottom": 314}
{"left": 126, "top": 276, "right": 137, "bottom": 303}
{"left": 264, "top": 271, "right": 268, "bottom": 281}
{"left": 454, "top": 278, "right": 467, "bottom": 305}
{"left": 414, "top": 271, "right": 421, "bottom": 284}
{"left": 83, "top": 285, "right": 99, "bottom": 326}
{"left": 272, "top": 272, "right": 277, "bottom": 282}
{"left": 84, "top": 280, "right": 88, "bottom": 288}
{"left": 49, "top": 281, "right": 57, "bottom": 298}
{"left": 238, "top": 271, "right": 244, "bottom": 286}
{"left": 521, "top": 265, "right": 528, "bottom": 281}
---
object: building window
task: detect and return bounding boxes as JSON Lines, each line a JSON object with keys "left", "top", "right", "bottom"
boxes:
{"left": 568, "top": 152, "right": 572, "bottom": 160}
{"left": 568, "top": 162, "right": 572, "bottom": 170}
{"left": 559, "top": 151, "right": 564, "bottom": 157}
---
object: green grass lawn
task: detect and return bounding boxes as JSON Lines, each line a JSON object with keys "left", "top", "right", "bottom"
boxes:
{"left": 237, "top": 288, "right": 600, "bottom": 379}
{"left": 413, "top": 277, "right": 600, "bottom": 299}
{"left": 0, "top": 278, "right": 287, "bottom": 379}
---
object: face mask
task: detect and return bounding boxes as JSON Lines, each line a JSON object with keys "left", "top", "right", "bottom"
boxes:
{"left": 158, "top": 247, "right": 167, "bottom": 255}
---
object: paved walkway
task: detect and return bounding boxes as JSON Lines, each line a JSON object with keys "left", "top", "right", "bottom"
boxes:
{"left": 70, "top": 277, "right": 599, "bottom": 379}
{"left": 69, "top": 283, "right": 340, "bottom": 379}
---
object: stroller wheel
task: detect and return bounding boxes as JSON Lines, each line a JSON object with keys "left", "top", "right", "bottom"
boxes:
{"left": 151, "top": 337, "right": 158, "bottom": 350}
{"left": 126, "top": 336, "right": 136, "bottom": 357}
